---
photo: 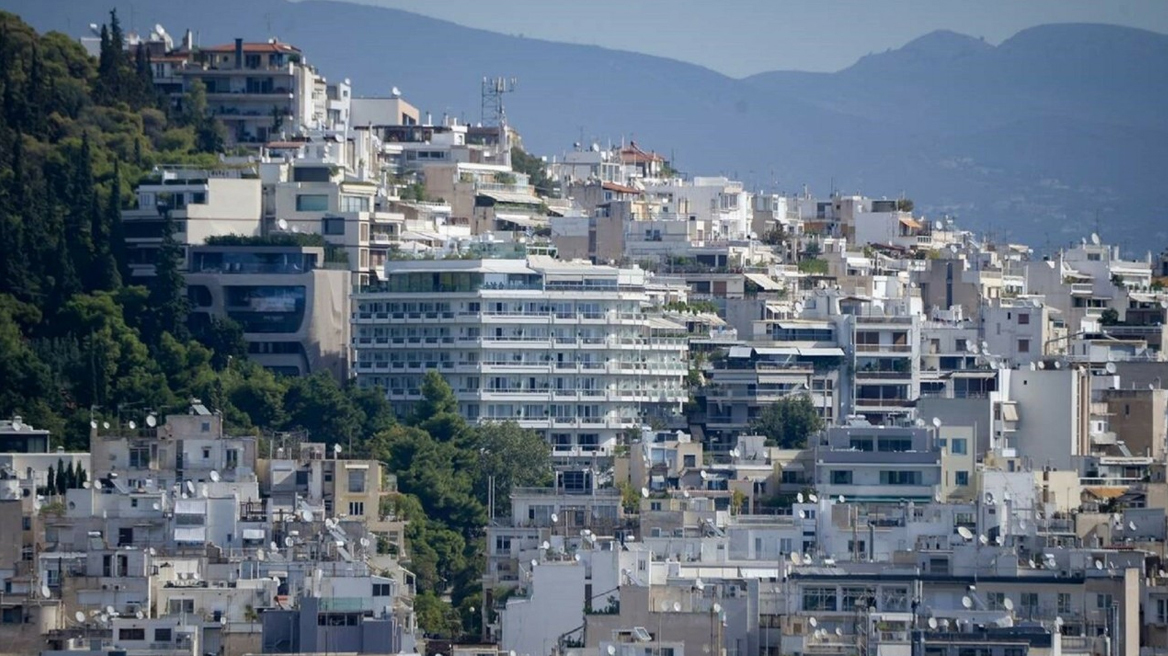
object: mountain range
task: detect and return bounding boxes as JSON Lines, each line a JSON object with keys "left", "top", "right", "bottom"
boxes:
{"left": 8, "top": 0, "right": 1167, "bottom": 249}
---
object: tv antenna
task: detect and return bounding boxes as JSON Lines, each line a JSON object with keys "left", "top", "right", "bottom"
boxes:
{"left": 481, "top": 76, "right": 517, "bottom": 127}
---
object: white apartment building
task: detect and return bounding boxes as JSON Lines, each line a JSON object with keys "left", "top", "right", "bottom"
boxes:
{"left": 351, "top": 256, "right": 689, "bottom": 456}
{"left": 644, "top": 176, "right": 752, "bottom": 242}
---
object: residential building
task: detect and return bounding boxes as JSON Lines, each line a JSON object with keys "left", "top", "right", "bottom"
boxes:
{"left": 351, "top": 256, "right": 689, "bottom": 456}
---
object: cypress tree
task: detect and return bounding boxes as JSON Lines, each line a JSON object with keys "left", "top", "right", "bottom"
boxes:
{"left": 147, "top": 209, "right": 190, "bottom": 345}
{"left": 54, "top": 457, "right": 66, "bottom": 495}
{"left": 64, "top": 460, "right": 76, "bottom": 489}
{"left": 107, "top": 161, "right": 128, "bottom": 282}
{"left": 46, "top": 464, "right": 54, "bottom": 496}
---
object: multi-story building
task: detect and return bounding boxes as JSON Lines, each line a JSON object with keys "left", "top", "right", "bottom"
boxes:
{"left": 351, "top": 256, "right": 689, "bottom": 456}
{"left": 187, "top": 242, "right": 351, "bottom": 377}
{"left": 814, "top": 425, "right": 943, "bottom": 503}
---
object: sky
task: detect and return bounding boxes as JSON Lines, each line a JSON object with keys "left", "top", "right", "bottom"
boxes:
{"left": 331, "top": 0, "right": 1168, "bottom": 77}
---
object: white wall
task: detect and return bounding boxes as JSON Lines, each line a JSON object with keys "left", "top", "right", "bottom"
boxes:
{"left": 501, "top": 562, "right": 586, "bottom": 656}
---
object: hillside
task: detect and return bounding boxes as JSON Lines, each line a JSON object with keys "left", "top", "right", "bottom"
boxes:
{"left": 9, "top": 0, "right": 1168, "bottom": 247}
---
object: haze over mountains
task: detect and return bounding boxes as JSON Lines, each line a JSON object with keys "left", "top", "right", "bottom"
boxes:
{"left": 10, "top": 0, "right": 1167, "bottom": 249}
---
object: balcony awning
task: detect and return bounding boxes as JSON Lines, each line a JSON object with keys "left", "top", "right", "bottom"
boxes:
{"left": 744, "top": 273, "right": 782, "bottom": 291}
{"left": 899, "top": 217, "right": 922, "bottom": 230}
{"left": 174, "top": 499, "right": 206, "bottom": 515}
{"left": 798, "top": 347, "right": 844, "bottom": 357}
{"left": 1001, "top": 403, "right": 1019, "bottom": 422}
{"left": 1083, "top": 487, "right": 1125, "bottom": 500}
{"left": 242, "top": 529, "right": 265, "bottom": 541}
{"left": 174, "top": 527, "right": 206, "bottom": 543}
{"left": 495, "top": 213, "right": 545, "bottom": 228}
{"left": 478, "top": 190, "right": 543, "bottom": 205}
{"left": 728, "top": 346, "right": 753, "bottom": 358}
{"left": 775, "top": 321, "right": 834, "bottom": 331}
{"left": 755, "top": 347, "right": 800, "bottom": 356}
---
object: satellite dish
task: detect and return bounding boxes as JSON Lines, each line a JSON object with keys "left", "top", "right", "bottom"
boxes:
{"left": 978, "top": 534, "right": 988, "bottom": 545}
{"left": 285, "top": 537, "right": 294, "bottom": 547}
{"left": 40, "top": 585, "right": 50, "bottom": 599}
{"left": 1004, "top": 598, "right": 1015, "bottom": 611}
{"left": 796, "top": 492, "right": 805, "bottom": 503}
{"left": 128, "top": 420, "right": 136, "bottom": 430}
{"left": 700, "top": 470, "right": 709, "bottom": 480}
{"left": 102, "top": 421, "right": 110, "bottom": 430}
{"left": 931, "top": 417, "right": 942, "bottom": 429}
{"left": 1028, "top": 558, "right": 1036, "bottom": 568}
{"left": 835, "top": 628, "right": 843, "bottom": 637}
{"left": 270, "top": 541, "right": 278, "bottom": 552}
{"left": 808, "top": 493, "right": 819, "bottom": 502}
{"left": 1128, "top": 520, "right": 1137, "bottom": 531}
{"left": 957, "top": 526, "right": 973, "bottom": 540}
{"left": 90, "top": 420, "right": 98, "bottom": 429}
{"left": 135, "top": 610, "right": 145, "bottom": 620}
{"left": 640, "top": 487, "right": 649, "bottom": 499}
{"left": 540, "top": 541, "right": 550, "bottom": 550}
{"left": 673, "top": 602, "right": 681, "bottom": 612}
{"left": 98, "top": 614, "right": 108, "bottom": 624}
{"left": 256, "top": 549, "right": 266, "bottom": 561}
{"left": 574, "top": 553, "right": 582, "bottom": 562}
{"left": 391, "top": 86, "right": 401, "bottom": 97}
{"left": 277, "top": 218, "right": 289, "bottom": 231}
{"left": 682, "top": 489, "right": 690, "bottom": 498}
{"left": 607, "top": 647, "right": 617, "bottom": 656}
{"left": 106, "top": 605, "right": 115, "bottom": 616}
{"left": 333, "top": 444, "right": 342, "bottom": 454}
{"left": 1105, "top": 362, "right": 1117, "bottom": 374}
{"left": 93, "top": 480, "right": 102, "bottom": 490}
{"left": 790, "top": 552, "right": 803, "bottom": 565}
{"left": 220, "top": 616, "right": 227, "bottom": 626}
{"left": 1029, "top": 362, "right": 1037, "bottom": 371}
{"left": 809, "top": 617, "right": 818, "bottom": 628}
{"left": 695, "top": 578, "right": 705, "bottom": 591}
{"left": 199, "top": 484, "right": 209, "bottom": 498}
{"left": 794, "top": 301, "right": 805, "bottom": 314}
{"left": 146, "top": 414, "right": 157, "bottom": 427}
{"left": 152, "top": 502, "right": 160, "bottom": 511}
{"left": 82, "top": 481, "right": 91, "bottom": 489}
{"left": 838, "top": 495, "right": 845, "bottom": 504}
{"left": 1037, "top": 361, "right": 1045, "bottom": 370}
{"left": 1055, "top": 616, "right": 1064, "bottom": 627}
{"left": 928, "top": 617, "right": 938, "bottom": 630}
{"left": 148, "top": 547, "right": 156, "bottom": 556}
{"left": 798, "top": 510, "right": 806, "bottom": 519}
{"left": 550, "top": 513, "right": 559, "bottom": 524}
{"left": 1019, "top": 519, "right": 1028, "bottom": 529}
{"left": 185, "top": 481, "right": 195, "bottom": 494}
{"left": 360, "top": 537, "right": 371, "bottom": 548}
{"left": 1053, "top": 361, "right": 1061, "bottom": 370}
{"left": 530, "top": 559, "right": 538, "bottom": 569}
{"left": 300, "top": 509, "right": 313, "bottom": 522}
{"left": 75, "top": 611, "right": 86, "bottom": 623}
{"left": 713, "top": 602, "right": 722, "bottom": 613}
{"left": 1091, "top": 232, "right": 1101, "bottom": 245}
{"left": 1094, "top": 560, "right": 1104, "bottom": 570}
{"left": 961, "top": 596, "right": 973, "bottom": 609}
{"left": 210, "top": 470, "right": 220, "bottom": 482}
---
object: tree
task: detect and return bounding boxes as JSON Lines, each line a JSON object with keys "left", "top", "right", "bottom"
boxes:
{"left": 750, "top": 395, "right": 824, "bottom": 448}
{"left": 193, "top": 316, "right": 248, "bottom": 370}
{"left": 54, "top": 457, "right": 66, "bottom": 495}
{"left": 1100, "top": 308, "right": 1120, "bottom": 326}
{"left": 896, "top": 198, "right": 914, "bottom": 212}
{"left": 471, "top": 421, "right": 551, "bottom": 517}
{"left": 146, "top": 209, "right": 190, "bottom": 344}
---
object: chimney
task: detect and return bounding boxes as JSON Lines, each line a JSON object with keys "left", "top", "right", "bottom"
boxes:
{"left": 234, "top": 38, "right": 243, "bottom": 69}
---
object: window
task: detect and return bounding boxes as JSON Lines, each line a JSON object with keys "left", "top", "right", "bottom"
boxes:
{"left": 348, "top": 501, "right": 365, "bottom": 516}
{"left": 879, "top": 471, "right": 922, "bottom": 485}
{"left": 802, "top": 586, "right": 837, "bottom": 611}
{"left": 323, "top": 217, "right": 346, "bottom": 235}
{"left": 986, "top": 592, "right": 1006, "bottom": 610}
{"left": 1097, "top": 593, "right": 1113, "bottom": 609}
{"left": 296, "top": 194, "right": 330, "bottom": 211}
{"left": 373, "top": 583, "right": 392, "bottom": 596}
{"left": 955, "top": 471, "right": 969, "bottom": 486}
{"left": 118, "top": 628, "right": 146, "bottom": 641}
{"left": 154, "top": 628, "right": 173, "bottom": 643}
{"left": 347, "top": 469, "right": 366, "bottom": 493}
{"left": 1157, "top": 598, "right": 1168, "bottom": 624}
{"left": 340, "top": 195, "right": 370, "bottom": 212}
{"left": 781, "top": 470, "right": 800, "bottom": 484}
{"left": 129, "top": 446, "right": 150, "bottom": 468}
{"left": 202, "top": 447, "right": 211, "bottom": 459}
{"left": 169, "top": 599, "right": 195, "bottom": 614}
{"left": 877, "top": 438, "right": 913, "bottom": 452}
{"left": 1018, "top": 313, "right": 1030, "bottom": 325}
{"left": 831, "top": 470, "right": 853, "bottom": 485}
{"left": 1057, "top": 593, "right": 1072, "bottom": 614}
{"left": 842, "top": 586, "right": 875, "bottom": 611}
{"left": 1020, "top": 592, "right": 1039, "bottom": 612}
{"left": 950, "top": 438, "right": 967, "bottom": 455}
{"left": 683, "top": 454, "right": 696, "bottom": 468}
{"left": 1018, "top": 339, "right": 1030, "bottom": 353}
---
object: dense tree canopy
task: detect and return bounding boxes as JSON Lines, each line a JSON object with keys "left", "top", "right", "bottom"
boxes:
{"left": 750, "top": 395, "right": 825, "bottom": 449}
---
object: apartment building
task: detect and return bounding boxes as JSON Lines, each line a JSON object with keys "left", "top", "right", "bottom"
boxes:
{"left": 814, "top": 425, "right": 943, "bottom": 503}
{"left": 187, "top": 242, "right": 350, "bottom": 377}
{"left": 351, "top": 256, "right": 689, "bottom": 456}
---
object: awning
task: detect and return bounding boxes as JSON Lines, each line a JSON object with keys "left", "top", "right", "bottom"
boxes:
{"left": 899, "top": 217, "right": 922, "bottom": 230}
{"left": 755, "top": 347, "right": 800, "bottom": 356}
{"left": 344, "top": 463, "right": 370, "bottom": 470}
{"left": 728, "top": 346, "right": 754, "bottom": 358}
{"left": 744, "top": 273, "right": 782, "bottom": 291}
{"left": 775, "top": 321, "right": 833, "bottom": 331}
{"left": 174, "top": 499, "right": 206, "bottom": 515}
{"left": 495, "top": 214, "right": 544, "bottom": 228}
{"left": 1001, "top": 403, "right": 1019, "bottom": 422}
{"left": 174, "top": 527, "right": 206, "bottom": 543}
{"left": 478, "top": 190, "right": 543, "bottom": 205}
{"left": 1083, "top": 487, "right": 1125, "bottom": 500}
{"left": 242, "top": 529, "right": 265, "bottom": 541}
{"left": 798, "top": 347, "right": 844, "bottom": 357}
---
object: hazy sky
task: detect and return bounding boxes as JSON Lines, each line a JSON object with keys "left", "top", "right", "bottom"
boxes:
{"left": 334, "top": 0, "right": 1168, "bottom": 77}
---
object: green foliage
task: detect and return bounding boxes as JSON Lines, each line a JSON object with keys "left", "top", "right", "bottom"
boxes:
{"left": 797, "top": 258, "right": 829, "bottom": 275}
{"left": 750, "top": 395, "right": 825, "bottom": 449}
{"left": 510, "top": 146, "right": 553, "bottom": 195}
{"left": 896, "top": 198, "right": 914, "bottom": 212}
{"left": 473, "top": 421, "right": 552, "bottom": 517}
{"left": 1100, "top": 308, "right": 1120, "bottom": 326}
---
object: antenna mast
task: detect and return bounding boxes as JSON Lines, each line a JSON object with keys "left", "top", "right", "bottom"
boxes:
{"left": 480, "top": 76, "right": 517, "bottom": 127}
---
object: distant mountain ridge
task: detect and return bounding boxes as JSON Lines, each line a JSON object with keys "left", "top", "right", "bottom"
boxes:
{"left": 8, "top": 0, "right": 1167, "bottom": 248}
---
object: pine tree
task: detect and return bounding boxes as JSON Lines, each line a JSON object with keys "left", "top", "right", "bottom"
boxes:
{"left": 106, "top": 162, "right": 128, "bottom": 283}
{"left": 68, "top": 134, "right": 95, "bottom": 287}
{"left": 147, "top": 209, "right": 190, "bottom": 345}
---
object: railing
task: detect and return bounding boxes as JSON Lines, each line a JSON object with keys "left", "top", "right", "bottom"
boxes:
{"left": 855, "top": 344, "right": 913, "bottom": 353}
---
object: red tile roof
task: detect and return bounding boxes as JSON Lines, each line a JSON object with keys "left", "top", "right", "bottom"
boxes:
{"left": 201, "top": 41, "right": 301, "bottom": 54}
{"left": 619, "top": 141, "right": 664, "bottom": 164}
{"left": 602, "top": 181, "right": 641, "bottom": 195}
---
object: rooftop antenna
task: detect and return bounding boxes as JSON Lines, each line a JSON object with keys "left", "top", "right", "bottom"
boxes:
{"left": 480, "top": 76, "right": 517, "bottom": 127}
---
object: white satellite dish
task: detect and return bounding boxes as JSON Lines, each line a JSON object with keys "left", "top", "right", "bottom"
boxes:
{"left": 127, "top": 420, "right": 136, "bottom": 430}
{"left": 835, "top": 627, "right": 843, "bottom": 637}
{"left": 700, "top": 470, "right": 709, "bottom": 480}
{"left": 530, "top": 559, "right": 538, "bottom": 569}
{"left": 798, "top": 510, "right": 806, "bottom": 519}
{"left": 1094, "top": 560, "right": 1104, "bottom": 570}
{"left": 808, "top": 493, "right": 819, "bottom": 502}
{"left": 607, "top": 647, "right": 617, "bottom": 656}
{"left": 927, "top": 617, "right": 938, "bottom": 630}
{"left": 135, "top": 610, "right": 145, "bottom": 620}
{"left": 145, "top": 414, "right": 157, "bottom": 428}
{"left": 1091, "top": 232, "right": 1101, "bottom": 245}
{"left": 1004, "top": 598, "right": 1015, "bottom": 611}
{"left": 961, "top": 596, "right": 973, "bottom": 609}
{"left": 1055, "top": 616, "right": 1064, "bottom": 627}
{"left": 713, "top": 602, "right": 722, "bottom": 613}
{"left": 199, "top": 484, "right": 209, "bottom": 498}
{"left": 300, "top": 509, "right": 313, "bottom": 522}
{"left": 1105, "top": 362, "right": 1117, "bottom": 374}
{"left": 1028, "top": 558, "right": 1036, "bottom": 568}
{"left": 640, "top": 487, "right": 649, "bottom": 499}
{"left": 809, "top": 617, "right": 818, "bottom": 628}
{"left": 796, "top": 492, "right": 804, "bottom": 503}
{"left": 550, "top": 513, "right": 559, "bottom": 524}
{"left": 333, "top": 444, "right": 342, "bottom": 454}
{"left": 210, "top": 470, "right": 220, "bottom": 482}
{"left": 1037, "top": 361, "right": 1045, "bottom": 370}
{"left": 40, "top": 585, "right": 50, "bottom": 599}
{"left": 695, "top": 578, "right": 705, "bottom": 591}
{"left": 1029, "top": 362, "right": 1037, "bottom": 371}
{"left": 285, "top": 537, "right": 294, "bottom": 547}
{"left": 106, "top": 605, "right": 115, "bottom": 615}
{"left": 672, "top": 602, "right": 681, "bottom": 612}
{"left": 790, "top": 552, "right": 803, "bottom": 565}
{"left": 391, "top": 86, "right": 401, "bottom": 97}
{"left": 1019, "top": 519, "right": 1028, "bottom": 529}
{"left": 540, "top": 541, "right": 550, "bottom": 550}
{"left": 794, "top": 301, "right": 804, "bottom": 314}
{"left": 90, "top": 419, "right": 98, "bottom": 429}
{"left": 277, "top": 218, "right": 289, "bottom": 231}
{"left": 98, "top": 614, "right": 108, "bottom": 624}
{"left": 270, "top": 541, "right": 278, "bottom": 552}
{"left": 1053, "top": 361, "right": 1061, "bottom": 369}
{"left": 152, "top": 502, "right": 160, "bottom": 511}
{"left": 360, "top": 537, "right": 371, "bottom": 548}
{"left": 838, "top": 495, "right": 845, "bottom": 503}
{"left": 185, "top": 481, "right": 195, "bottom": 494}
{"left": 75, "top": 611, "right": 86, "bottom": 623}
{"left": 931, "top": 417, "right": 942, "bottom": 429}
{"left": 102, "top": 421, "right": 110, "bottom": 430}
{"left": 256, "top": 549, "right": 266, "bottom": 561}
{"left": 148, "top": 547, "right": 156, "bottom": 556}
{"left": 82, "top": 481, "right": 91, "bottom": 489}
{"left": 94, "top": 480, "right": 102, "bottom": 490}
{"left": 957, "top": 526, "right": 974, "bottom": 540}
{"left": 574, "top": 553, "right": 582, "bottom": 562}
{"left": 978, "top": 534, "right": 988, "bottom": 545}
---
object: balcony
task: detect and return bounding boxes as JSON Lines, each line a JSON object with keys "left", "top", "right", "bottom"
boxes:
{"left": 855, "top": 343, "right": 913, "bottom": 353}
